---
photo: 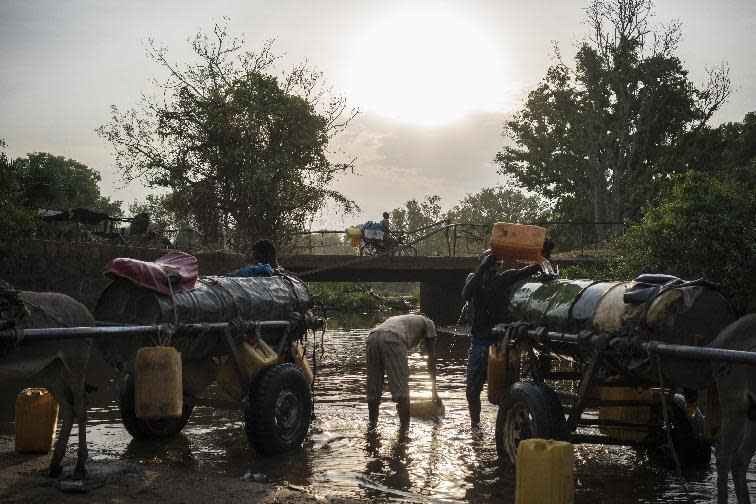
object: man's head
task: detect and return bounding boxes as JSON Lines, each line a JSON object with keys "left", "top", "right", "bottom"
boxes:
{"left": 382, "top": 212, "right": 389, "bottom": 220}
{"left": 251, "top": 239, "right": 278, "bottom": 268}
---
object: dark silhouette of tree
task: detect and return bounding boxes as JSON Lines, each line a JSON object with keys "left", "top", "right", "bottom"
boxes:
{"left": 99, "top": 22, "right": 358, "bottom": 249}
{"left": 496, "top": 0, "right": 730, "bottom": 240}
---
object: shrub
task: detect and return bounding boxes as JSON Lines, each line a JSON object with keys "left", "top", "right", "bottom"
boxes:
{"left": 611, "top": 167, "right": 756, "bottom": 314}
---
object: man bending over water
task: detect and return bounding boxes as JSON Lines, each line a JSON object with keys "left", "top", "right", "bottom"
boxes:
{"left": 366, "top": 314, "right": 438, "bottom": 429}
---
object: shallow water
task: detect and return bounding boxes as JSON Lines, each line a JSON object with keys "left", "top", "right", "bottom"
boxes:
{"left": 2, "top": 312, "right": 755, "bottom": 502}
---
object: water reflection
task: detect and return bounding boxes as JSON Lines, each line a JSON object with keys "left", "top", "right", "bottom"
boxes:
{"left": 2, "top": 312, "right": 755, "bottom": 502}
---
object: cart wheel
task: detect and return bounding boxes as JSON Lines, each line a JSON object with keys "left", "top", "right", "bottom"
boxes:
{"left": 244, "top": 363, "right": 312, "bottom": 455}
{"left": 647, "top": 393, "right": 711, "bottom": 468}
{"left": 363, "top": 242, "right": 380, "bottom": 256}
{"left": 119, "top": 374, "right": 193, "bottom": 439}
{"left": 495, "top": 381, "right": 567, "bottom": 464}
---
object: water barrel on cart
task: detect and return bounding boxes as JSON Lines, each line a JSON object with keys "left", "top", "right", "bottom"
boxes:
{"left": 93, "top": 275, "right": 312, "bottom": 373}
{"left": 617, "top": 285, "right": 736, "bottom": 387}
{"left": 504, "top": 278, "right": 735, "bottom": 387}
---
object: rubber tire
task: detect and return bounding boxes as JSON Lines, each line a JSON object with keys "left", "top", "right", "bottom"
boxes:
{"left": 119, "top": 373, "right": 193, "bottom": 440}
{"left": 244, "top": 363, "right": 312, "bottom": 455}
{"left": 495, "top": 381, "right": 568, "bottom": 464}
{"left": 396, "top": 244, "right": 418, "bottom": 256}
{"left": 647, "top": 393, "right": 711, "bottom": 468}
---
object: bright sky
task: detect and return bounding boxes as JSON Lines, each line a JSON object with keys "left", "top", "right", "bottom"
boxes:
{"left": 1, "top": 0, "right": 755, "bottom": 228}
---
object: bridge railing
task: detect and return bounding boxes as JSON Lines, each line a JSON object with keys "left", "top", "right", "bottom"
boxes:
{"left": 285, "top": 220, "right": 626, "bottom": 257}
{"left": 447, "top": 221, "right": 625, "bottom": 257}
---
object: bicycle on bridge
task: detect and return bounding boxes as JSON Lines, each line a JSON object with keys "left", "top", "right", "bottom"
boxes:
{"left": 348, "top": 219, "right": 452, "bottom": 257}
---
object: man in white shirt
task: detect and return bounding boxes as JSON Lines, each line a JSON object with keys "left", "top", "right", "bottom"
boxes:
{"left": 366, "top": 314, "right": 438, "bottom": 429}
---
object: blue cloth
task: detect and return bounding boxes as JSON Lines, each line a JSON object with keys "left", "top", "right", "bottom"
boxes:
{"left": 229, "top": 263, "right": 275, "bottom": 277}
{"left": 466, "top": 343, "right": 490, "bottom": 402}
{"left": 362, "top": 221, "right": 383, "bottom": 232}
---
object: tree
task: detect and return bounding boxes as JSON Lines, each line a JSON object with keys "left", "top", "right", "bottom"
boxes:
{"left": 612, "top": 166, "right": 756, "bottom": 314}
{"left": 448, "top": 186, "right": 545, "bottom": 226}
{"left": 127, "top": 193, "right": 193, "bottom": 233}
{"left": 446, "top": 186, "right": 547, "bottom": 254}
{"left": 496, "top": 0, "right": 730, "bottom": 240}
{"left": 666, "top": 112, "right": 756, "bottom": 178}
{"left": 0, "top": 141, "right": 37, "bottom": 243}
{"left": 13, "top": 152, "right": 122, "bottom": 215}
{"left": 98, "top": 22, "right": 358, "bottom": 250}
{"left": 389, "top": 195, "right": 447, "bottom": 255}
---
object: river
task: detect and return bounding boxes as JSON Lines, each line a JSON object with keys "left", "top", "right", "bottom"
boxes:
{"left": 1, "top": 312, "right": 753, "bottom": 502}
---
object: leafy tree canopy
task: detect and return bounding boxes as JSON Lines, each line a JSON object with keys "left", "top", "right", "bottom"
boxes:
{"left": 12, "top": 152, "right": 122, "bottom": 215}
{"left": 448, "top": 186, "right": 545, "bottom": 226}
{"left": 611, "top": 166, "right": 756, "bottom": 314}
{"left": 99, "top": 22, "right": 358, "bottom": 250}
{"left": 0, "top": 141, "right": 37, "bottom": 242}
{"left": 496, "top": 0, "right": 730, "bottom": 240}
{"left": 666, "top": 111, "right": 756, "bottom": 178}
{"left": 1, "top": 140, "right": 121, "bottom": 245}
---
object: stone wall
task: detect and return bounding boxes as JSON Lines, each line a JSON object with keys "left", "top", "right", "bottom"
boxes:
{"left": 0, "top": 239, "right": 248, "bottom": 310}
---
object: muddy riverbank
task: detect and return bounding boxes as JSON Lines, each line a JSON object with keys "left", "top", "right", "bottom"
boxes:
{"left": 1, "top": 313, "right": 754, "bottom": 502}
{"left": 0, "top": 437, "right": 327, "bottom": 504}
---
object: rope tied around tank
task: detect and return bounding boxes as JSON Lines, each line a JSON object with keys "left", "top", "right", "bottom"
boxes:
{"left": 225, "top": 318, "right": 262, "bottom": 346}
{"left": 155, "top": 322, "right": 175, "bottom": 347}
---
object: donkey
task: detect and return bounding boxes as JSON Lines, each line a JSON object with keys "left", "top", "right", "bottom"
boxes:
{"left": 0, "top": 286, "right": 93, "bottom": 480}
{"left": 709, "top": 314, "right": 756, "bottom": 504}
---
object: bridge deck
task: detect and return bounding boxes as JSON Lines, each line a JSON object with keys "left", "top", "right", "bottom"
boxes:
{"left": 281, "top": 254, "right": 478, "bottom": 281}
{"left": 280, "top": 254, "right": 599, "bottom": 282}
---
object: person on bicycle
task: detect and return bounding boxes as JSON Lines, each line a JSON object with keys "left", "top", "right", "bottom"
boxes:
{"left": 380, "top": 212, "right": 399, "bottom": 251}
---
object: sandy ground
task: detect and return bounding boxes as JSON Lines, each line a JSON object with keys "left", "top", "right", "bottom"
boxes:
{"left": 0, "top": 439, "right": 330, "bottom": 504}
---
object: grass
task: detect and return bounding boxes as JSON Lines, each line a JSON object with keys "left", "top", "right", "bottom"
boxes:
{"left": 308, "top": 282, "right": 419, "bottom": 312}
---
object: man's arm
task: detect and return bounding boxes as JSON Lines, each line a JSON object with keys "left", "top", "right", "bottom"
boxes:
{"left": 423, "top": 318, "right": 439, "bottom": 400}
{"left": 462, "top": 253, "right": 497, "bottom": 301}
{"left": 495, "top": 263, "right": 542, "bottom": 288}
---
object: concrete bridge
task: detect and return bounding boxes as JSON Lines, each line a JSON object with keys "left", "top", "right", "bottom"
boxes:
{"left": 280, "top": 254, "right": 479, "bottom": 323}
{"left": 280, "top": 254, "right": 600, "bottom": 324}
{"left": 0, "top": 239, "right": 600, "bottom": 325}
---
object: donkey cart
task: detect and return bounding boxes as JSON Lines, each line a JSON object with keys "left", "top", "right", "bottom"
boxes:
{"left": 1, "top": 273, "right": 325, "bottom": 457}
{"left": 486, "top": 275, "right": 755, "bottom": 476}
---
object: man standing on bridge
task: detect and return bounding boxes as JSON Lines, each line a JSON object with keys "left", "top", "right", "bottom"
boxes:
{"left": 366, "top": 314, "right": 438, "bottom": 429}
{"left": 462, "top": 240, "right": 554, "bottom": 427}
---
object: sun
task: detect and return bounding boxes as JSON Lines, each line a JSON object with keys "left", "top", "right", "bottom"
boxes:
{"left": 345, "top": 4, "right": 510, "bottom": 127}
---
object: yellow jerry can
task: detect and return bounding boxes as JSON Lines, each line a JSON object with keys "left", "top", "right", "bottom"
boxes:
{"left": 15, "top": 388, "right": 59, "bottom": 454}
{"left": 409, "top": 399, "right": 445, "bottom": 419}
{"left": 346, "top": 226, "right": 362, "bottom": 238}
{"left": 217, "top": 338, "right": 278, "bottom": 400}
{"left": 290, "top": 340, "right": 314, "bottom": 385}
{"left": 490, "top": 223, "right": 547, "bottom": 262}
{"left": 487, "top": 341, "right": 521, "bottom": 405}
{"left": 703, "top": 384, "right": 721, "bottom": 443}
{"left": 515, "top": 439, "right": 574, "bottom": 504}
{"left": 598, "top": 384, "right": 653, "bottom": 442}
{"left": 135, "top": 346, "right": 183, "bottom": 420}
